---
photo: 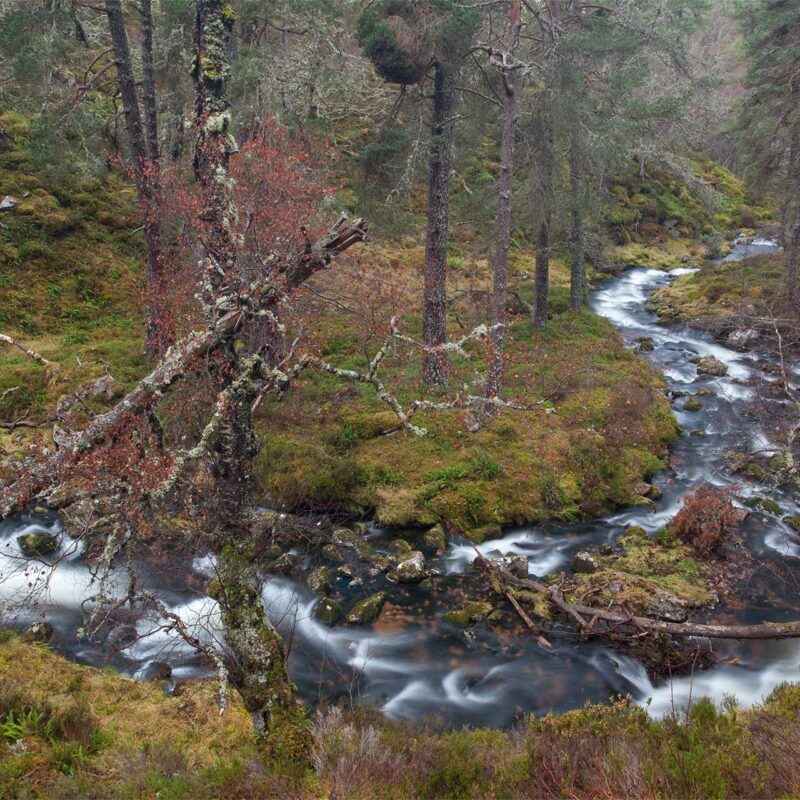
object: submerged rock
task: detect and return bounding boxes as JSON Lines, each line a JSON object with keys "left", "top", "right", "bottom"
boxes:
{"left": 683, "top": 397, "right": 703, "bottom": 411}
{"left": 345, "top": 592, "right": 386, "bottom": 625}
{"left": 696, "top": 356, "right": 728, "bottom": 377}
{"left": 17, "top": 531, "right": 59, "bottom": 557}
{"left": 635, "top": 336, "right": 654, "bottom": 352}
{"left": 572, "top": 551, "right": 600, "bottom": 574}
{"left": 315, "top": 597, "right": 342, "bottom": 626}
{"left": 444, "top": 601, "right": 494, "bottom": 628}
{"left": 395, "top": 550, "right": 426, "bottom": 583}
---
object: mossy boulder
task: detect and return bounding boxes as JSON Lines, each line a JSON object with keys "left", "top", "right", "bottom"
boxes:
{"left": 444, "top": 601, "right": 494, "bottom": 628}
{"left": 315, "top": 597, "right": 343, "bottom": 626}
{"left": 696, "top": 356, "right": 728, "bottom": 377}
{"left": 345, "top": 592, "right": 386, "bottom": 625}
{"left": 395, "top": 550, "right": 426, "bottom": 583}
{"left": 784, "top": 516, "right": 800, "bottom": 533}
{"left": 17, "top": 530, "right": 59, "bottom": 557}
{"left": 684, "top": 398, "right": 703, "bottom": 412}
{"left": 332, "top": 528, "right": 373, "bottom": 559}
{"left": 307, "top": 566, "right": 330, "bottom": 595}
{"left": 744, "top": 496, "right": 782, "bottom": 516}
{"left": 423, "top": 523, "right": 447, "bottom": 552}
{"left": 572, "top": 551, "right": 600, "bottom": 574}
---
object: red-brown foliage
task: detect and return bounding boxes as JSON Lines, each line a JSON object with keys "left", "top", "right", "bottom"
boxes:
{"left": 668, "top": 484, "right": 746, "bottom": 555}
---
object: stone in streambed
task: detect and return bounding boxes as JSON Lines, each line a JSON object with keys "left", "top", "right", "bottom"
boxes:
{"left": 345, "top": 592, "right": 386, "bottom": 625}
{"left": 315, "top": 597, "right": 343, "bottom": 626}
{"left": 17, "top": 531, "right": 59, "bottom": 557}
{"left": 572, "top": 551, "right": 600, "bottom": 574}
{"left": 783, "top": 516, "right": 800, "bottom": 533}
{"left": 141, "top": 660, "right": 173, "bottom": 682}
{"left": 23, "top": 621, "right": 54, "bottom": 642}
{"left": 321, "top": 544, "right": 345, "bottom": 562}
{"left": 635, "top": 336, "right": 654, "bottom": 352}
{"left": 445, "top": 601, "right": 494, "bottom": 628}
{"left": 395, "top": 550, "right": 426, "bottom": 583}
{"left": 646, "top": 593, "right": 688, "bottom": 623}
{"left": 696, "top": 356, "right": 728, "bottom": 377}
{"left": 744, "top": 496, "right": 782, "bottom": 516}
{"left": 307, "top": 565, "right": 330, "bottom": 595}
{"left": 332, "top": 528, "right": 373, "bottom": 559}
{"left": 683, "top": 398, "right": 703, "bottom": 411}
{"left": 474, "top": 554, "right": 528, "bottom": 579}
{"left": 423, "top": 524, "right": 447, "bottom": 552}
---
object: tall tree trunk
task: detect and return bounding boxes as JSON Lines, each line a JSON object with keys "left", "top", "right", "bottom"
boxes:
{"left": 533, "top": 109, "right": 554, "bottom": 329}
{"left": 105, "top": 0, "right": 169, "bottom": 358}
{"left": 784, "top": 125, "right": 800, "bottom": 308}
{"left": 422, "top": 62, "right": 455, "bottom": 386}
{"left": 192, "top": 0, "right": 300, "bottom": 742}
{"left": 140, "top": 0, "right": 159, "bottom": 165}
{"left": 569, "top": 128, "right": 586, "bottom": 312}
{"left": 486, "top": 0, "right": 522, "bottom": 410}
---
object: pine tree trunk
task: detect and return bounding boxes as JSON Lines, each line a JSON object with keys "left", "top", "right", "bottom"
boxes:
{"left": 140, "top": 0, "right": 159, "bottom": 165}
{"left": 486, "top": 2, "right": 522, "bottom": 410}
{"left": 533, "top": 110, "right": 554, "bottom": 329}
{"left": 105, "top": 0, "right": 168, "bottom": 358}
{"left": 422, "top": 62, "right": 455, "bottom": 386}
{"left": 569, "top": 130, "right": 586, "bottom": 312}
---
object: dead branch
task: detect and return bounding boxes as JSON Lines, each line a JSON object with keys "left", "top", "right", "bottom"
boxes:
{"left": 0, "top": 334, "right": 51, "bottom": 366}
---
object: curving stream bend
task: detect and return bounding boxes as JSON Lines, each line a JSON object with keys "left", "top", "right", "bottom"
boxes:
{"left": 2, "top": 237, "right": 800, "bottom": 728}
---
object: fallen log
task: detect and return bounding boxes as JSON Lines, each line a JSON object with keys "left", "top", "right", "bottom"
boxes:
{"left": 476, "top": 556, "right": 800, "bottom": 642}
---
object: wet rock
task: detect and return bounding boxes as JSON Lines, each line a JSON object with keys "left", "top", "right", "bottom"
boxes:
{"left": 307, "top": 565, "right": 330, "bottom": 595}
{"left": 389, "top": 538, "right": 413, "bottom": 557}
{"left": 332, "top": 528, "right": 373, "bottom": 559}
{"left": 141, "top": 661, "right": 173, "bottom": 682}
{"left": 727, "top": 329, "right": 759, "bottom": 349}
{"left": 572, "top": 551, "right": 600, "bottom": 574}
{"left": 423, "top": 524, "right": 447, "bottom": 552}
{"left": 263, "top": 544, "right": 283, "bottom": 560}
{"left": 269, "top": 553, "right": 298, "bottom": 573}
{"left": 476, "top": 554, "right": 528, "bottom": 579}
{"left": 696, "top": 356, "right": 728, "bottom": 377}
{"left": 744, "top": 496, "right": 782, "bottom": 516}
{"left": 690, "top": 429, "right": 706, "bottom": 437}
{"left": 345, "top": 592, "right": 386, "bottom": 625}
{"left": 783, "top": 516, "right": 800, "bottom": 533}
{"left": 395, "top": 550, "right": 426, "bottom": 583}
{"left": 321, "top": 544, "right": 345, "bottom": 562}
{"left": 635, "top": 336, "right": 654, "bottom": 352}
{"left": 683, "top": 397, "right": 703, "bottom": 411}
{"left": 315, "top": 597, "right": 342, "bottom": 626}
{"left": 647, "top": 484, "right": 663, "bottom": 501}
{"left": 336, "top": 564, "right": 353, "bottom": 578}
{"left": 23, "top": 621, "right": 54, "bottom": 642}
{"left": 696, "top": 388, "right": 716, "bottom": 397}
{"left": 445, "top": 601, "right": 494, "bottom": 627}
{"left": 17, "top": 531, "right": 59, "bottom": 557}
{"left": 647, "top": 594, "right": 688, "bottom": 623}
{"left": 368, "top": 554, "right": 395, "bottom": 577}
{"left": 599, "top": 543, "right": 614, "bottom": 556}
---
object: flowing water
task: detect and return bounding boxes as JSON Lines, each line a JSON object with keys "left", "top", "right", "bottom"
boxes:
{"left": 3, "top": 237, "right": 800, "bottom": 727}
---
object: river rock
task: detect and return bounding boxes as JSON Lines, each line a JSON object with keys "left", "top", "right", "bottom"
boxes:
{"left": 395, "top": 550, "right": 426, "bottom": 583}
{"left": 696, "top": 356, "right": 728, "bottom": 377}
{"left": 141, "top": 660, "right": 173, "bottom": 682}
{"left": 389, "top": 538, "right": 413, "bottom": 557}
{"left": 307, "top": 565, "right": 330, "bottom": 595}
{"left": 635, "top": 336, "right": 654, "bottom": 352}
{"left": 684, "top": 397, "right": 703, "bottom": 411}
{"left": 345, "top": 592, "right": 386, "bottom": 625}
{"left": 476, "top": 554, "right": 528, "bottom": 579}
{"left": 572, "top": 551, "right": 600, "bottom": 574}
{"left": 647, "top": 594, "right": 688, "bottom": 623}
{"left": 444, "top": 601, "right": 494, "bottom": 628}
{"left": 269, "top": 552, "right": 298, "bottom": 573}
{"left": 423, "top": 524, "right": 447, "bottom": 552}
{"left": 744, "top": 496, "right": 782, "bottom": 516}
{"left": 783, "top": 516, "right": 800, "bottom": 533}
{"left": 321, "top": 544, "right": 345, "bottom": 562}
{"left": 726, "top": 329, "right": 759, "bottom": 349}
{"left": 17, "top": 531, "right": 59, "bottom": 557}
{"left": 315, "top": 597, "right": 343, "bottom": 626}
{"left": 332, "top": 528, "right": 373, "bottom": 559}
{"left": 23, "top": 621, "right": 54, "bottom": 642}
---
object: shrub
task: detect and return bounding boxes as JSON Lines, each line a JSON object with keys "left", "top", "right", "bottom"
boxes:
{"left": 668, "top": 484, "right": 745, "bottom": 555}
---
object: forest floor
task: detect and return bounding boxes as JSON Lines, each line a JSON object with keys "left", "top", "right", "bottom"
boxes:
{"left": 2, "top": 630, "right": 800, "bottom": 799}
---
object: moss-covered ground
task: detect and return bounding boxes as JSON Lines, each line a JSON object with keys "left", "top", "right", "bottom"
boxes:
{"left": 3, "top": 632, "right": 800, "bottom": 799}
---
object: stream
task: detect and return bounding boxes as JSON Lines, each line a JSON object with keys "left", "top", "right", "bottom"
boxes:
{"left": 3, "top": 236, "right": 800, "bottom": 728}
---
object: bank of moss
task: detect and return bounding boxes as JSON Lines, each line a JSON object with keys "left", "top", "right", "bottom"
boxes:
{"left": 3, "top": 634, "right": 800, "bottom": 799}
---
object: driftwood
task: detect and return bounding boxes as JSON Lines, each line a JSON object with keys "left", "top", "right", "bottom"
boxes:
{"left": 0, "top": 334, "right": 50, "bottom": 366}
{"left": 476, "top": 556, "right": 800, "bottom": 642}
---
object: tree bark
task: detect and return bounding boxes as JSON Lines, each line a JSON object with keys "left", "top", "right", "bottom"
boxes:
{"left": 784, "top": 125, "right": 800, "bottom": 308}
{"left": 140, "top": 0, "right": 159, "bottom": 165}
{"left": 532, "top": 109, "right": 554, "bottom": 329}
{"left": 569, "top": 128, "right": 586, "bottom": 312}
{"left": 422, "top": 62, "right": 456, "bottom": 386}
{"left": 105, "top": 0, "right": 169, "bottom": 358}
{"left": 486, "top": 1, "right": 522, "bottom": 409}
